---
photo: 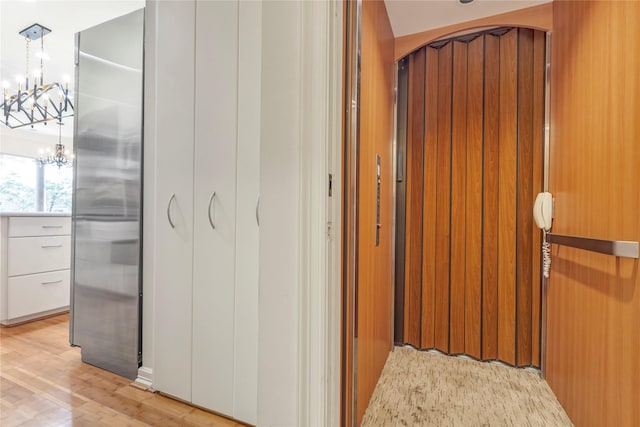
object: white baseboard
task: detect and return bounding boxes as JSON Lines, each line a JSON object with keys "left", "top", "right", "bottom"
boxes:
{"left": 135, "top": 366, "right": 154, "bottom": 390}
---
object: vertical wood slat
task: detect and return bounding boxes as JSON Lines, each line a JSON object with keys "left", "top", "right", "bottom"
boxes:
{"left": 434, "top": 42, "right": 453, "bottom": 353}
{"left": 482, "top": 34, "right": 500, "bottom": 361}
{"left": 464, "top": 36, "right": 484, "bottom": 360}
{"left": 530, "top": 30, "right": 546, "bottom": 368}
{"left": 421, "top": 47, "right": 440, "bottom": 349}
{"left": 497, "top": 29, "right": 518, "bottom": 366}
{"left": 516, "top": 28, "right": 535, "bottom": 367}
{"left": 449, "top": 41, "right": 468, "bottom": 354}
{"left": 403, "top": 48, "right": 426, "bottom": 347}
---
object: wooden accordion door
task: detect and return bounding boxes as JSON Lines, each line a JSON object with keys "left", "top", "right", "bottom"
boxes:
{"left": 397, "top": 28, "right": 545, "bottom": 367}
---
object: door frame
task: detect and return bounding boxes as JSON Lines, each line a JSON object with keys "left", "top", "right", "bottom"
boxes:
{"left": 297, "top": 0, "right": 343, "bottom": 425}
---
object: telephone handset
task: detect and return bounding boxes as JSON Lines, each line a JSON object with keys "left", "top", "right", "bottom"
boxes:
{"left": 533, "top": 192, "right": 553, "bottom": 231}
{"left": 533, "top": 192, "right": 553, "bottom": 278}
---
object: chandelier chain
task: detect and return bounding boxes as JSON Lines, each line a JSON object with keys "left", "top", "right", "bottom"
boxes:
{"left": 40, "top": 28, "right": 44, "bottom": 84}
{"left": 25, "top": 37, "right": 30, "bottom": 84}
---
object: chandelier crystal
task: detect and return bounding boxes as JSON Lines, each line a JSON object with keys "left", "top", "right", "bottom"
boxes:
{"left": 1, "top": 23, "right": 74, "bottom": 129}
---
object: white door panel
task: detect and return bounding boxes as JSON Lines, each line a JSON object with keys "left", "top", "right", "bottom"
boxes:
{"left": 233, "top": 1, "right": 261, "bottom": 424}
{"left": 192, "top": 0, "right": 239, "bottom": 416}
{"left": 152, "top": 0, "right": 196, "bottom": 403}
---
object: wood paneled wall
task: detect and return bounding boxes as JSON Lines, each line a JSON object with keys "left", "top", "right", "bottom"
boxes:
{"left": 353, "top": 0, "right": 395, "bottom": 425}
{"left": 400, "top": 28, "right": 545, "bottom": 367}
{"left": 547, "top": 2, "right": 640, "bottom": 425}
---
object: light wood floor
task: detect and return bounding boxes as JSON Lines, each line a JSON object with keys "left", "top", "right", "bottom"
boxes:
{"left": 0, "top": 313, "right": 246, "bottom": 427}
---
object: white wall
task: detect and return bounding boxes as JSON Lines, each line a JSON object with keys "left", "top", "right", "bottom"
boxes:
{"left": 258, "top": 1, "right": 342, "bottom": 425}
{"left": 0, "top": 126, "right": 72, "bottom": 158}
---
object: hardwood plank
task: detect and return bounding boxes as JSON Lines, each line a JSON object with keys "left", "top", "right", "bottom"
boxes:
{"left": 515, "top": 28, "right": 534, "bottom": 367}
{"left": 482, "top": 34, "right": 500, "bottom": 361}
{"left": 420, "top": 46, "right": 439, "bottom": 349}
{"left": 464, "top": 35, "right": 484, "bottom": 360}
{"left": 434, "top": 41, "right": 453, "bottom": 353}
{"left": 547, "top": 1, "right": 640, "bottom": 425}
{"left": 530, "top": 29, "right": 545, "bottom": 369}
{"left": 0, "top": 314, "right": 246, "bottom": 427}
{"left": 403, "top": 47, "right": 425, "bottom": 347}
{"left": 497, "top": 28, "right": 518, "bottom": 366}
{"left": 449, "top": 40, "right": 468, "bottom": 355}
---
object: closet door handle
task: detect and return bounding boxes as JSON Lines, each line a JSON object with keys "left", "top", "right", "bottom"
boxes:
{"left": 167, "top": 194, "right": 176, "bottom": 229}
{"left": 208, "top": 192, "right": 217, "bottom": 230}
{"left": 256, "top": 194, "right": 260, "bottom": 226}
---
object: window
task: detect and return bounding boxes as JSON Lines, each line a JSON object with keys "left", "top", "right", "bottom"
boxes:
{"left": 0, "top": 153, "right": 72, "bottom": 213}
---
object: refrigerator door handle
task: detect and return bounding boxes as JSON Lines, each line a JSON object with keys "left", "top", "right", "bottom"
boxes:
{"left": 208, "top": 191, "right": 217, "bottom": 230}
{"left": 167, "top": 194, "right": 176, "bottom": 229}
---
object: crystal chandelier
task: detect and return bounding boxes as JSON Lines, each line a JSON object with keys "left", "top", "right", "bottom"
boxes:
{"left": 1, "top": 23, "right": 74, "bottom": 129}
{"left": 38, "top": 121, "right": 72, "bottom": 168}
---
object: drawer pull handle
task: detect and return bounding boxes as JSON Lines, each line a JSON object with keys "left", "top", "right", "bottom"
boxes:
{"left": 41, "top": 244, "right": 63, "bottom": 248}
{"left": 42, "top": 225, "right": 64, "bottom": 229}
{"left": 42, "top": 280, "right": 63, "bottom": 285}
{"left": 207, "top": 192, "right": 217, "bottom": 230}
{"left": 167, "top": 194, "right": 176, "bottom": 229}
{"left": 256, "top": 194, "right": 260, "bottom": 226}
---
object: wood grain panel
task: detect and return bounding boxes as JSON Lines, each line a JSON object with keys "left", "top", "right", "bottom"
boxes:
{"left": 420, "top": 46, "right": 440, "bottom": 349}
{"left": 515, "top": 28, "right": 534, "bottom": 367}
{"left": 449, "top": 41, "right": 468, "bottom": 355}
{"left": 530, "top": 30, "right": 545, "bottom": 368}
{"left": 481, "top": 34, "right": 500, "bottom": 361}
{"left": 434, "top": 42, "right": 453, "bottom": 353}
{"left": 464, "top": 35, "right": 484, "bottom": 360}
{"left": 497, "top": 29, "right": 517, "bottom": 366}
{"left": 403, "top": 48, "right": 425, "bottom": 347}
{"left": 402, "top": 27, "right": 545, "bottom": 367}
{"left": 547, "top": 1, "right": 640, "bottom": 425}
{"left": 355, "top": 0, "right": 395, "bottom": 424}
{"left": 394, "top": 3, "right": 553, "bottom": 61}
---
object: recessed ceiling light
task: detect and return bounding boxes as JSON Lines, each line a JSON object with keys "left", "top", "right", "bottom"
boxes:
{"left": 459, "top": 0, "right": 475, "bottom": 4}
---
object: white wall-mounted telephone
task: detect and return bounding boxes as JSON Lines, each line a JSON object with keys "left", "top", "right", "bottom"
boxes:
{"left": 533, "top": 192, "right": 554, "bottom": 278}
{"left": 533, "top": 192, "right": 553, "bottom": 231}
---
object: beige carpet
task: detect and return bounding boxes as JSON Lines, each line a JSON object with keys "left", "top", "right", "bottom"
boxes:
{"left": 361, "top": 346, "right": 573, "bottom": 427}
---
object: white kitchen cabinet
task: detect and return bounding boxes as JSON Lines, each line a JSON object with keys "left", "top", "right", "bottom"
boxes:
{"left": 0, "top": 215, "right": 71, "bottom": 325}
{"left": 151, "top": 1, "right": 259, "bottom": 424}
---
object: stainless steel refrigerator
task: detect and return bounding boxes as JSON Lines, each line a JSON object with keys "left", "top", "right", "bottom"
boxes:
{"left": 70, "top": 9, "right": 144, "bottom": 380}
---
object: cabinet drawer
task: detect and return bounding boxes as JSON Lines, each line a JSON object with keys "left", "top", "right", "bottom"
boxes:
{"left": 8, "top": 270, "right": 70, "bottom": 320}
{"left": 8, "top": 236, "right": 71, "bottom": 276}
{"left": 8, "top": 216, "right": 71, "bottom": 237}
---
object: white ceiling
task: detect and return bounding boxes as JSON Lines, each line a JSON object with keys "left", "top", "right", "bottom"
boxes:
{"left": 384, "top": 0, "right": 551, "bottom": 38}
{"left": 0, "top": 0, "right": 144, "bottom": 139}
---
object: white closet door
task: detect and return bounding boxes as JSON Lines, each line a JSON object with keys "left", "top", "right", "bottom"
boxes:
{"left": 192, "top": 0, "right": 239, "bottom": 415}
{"left": 152, "top": 0, "right": 196, "bottom": 402}
{"left": 233, "top": 1, "right": 261, "bottom": 424}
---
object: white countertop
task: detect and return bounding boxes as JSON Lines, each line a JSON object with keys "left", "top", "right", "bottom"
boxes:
{"left": 0, "top": 212, "right": 71, "bottom": 217}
